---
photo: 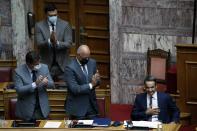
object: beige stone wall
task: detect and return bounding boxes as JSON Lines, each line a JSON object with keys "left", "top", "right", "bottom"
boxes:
{"left": 0, "top": 0, "right": 34, "bottom": 65}
{"left": 110, "top": 0, "right": 193, "bottom": 104}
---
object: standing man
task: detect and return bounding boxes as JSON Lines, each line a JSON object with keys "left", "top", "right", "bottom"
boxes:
{"left": 64, "top": 45, "right": 101, "bottom": 119}
{"left": 131, "top": 75, "right": 180, "bottom": 123}
{"left": 14, "top": 51, "right": 54, "bottom": 121}
{"left": 35, "top": 3, "right": 72, "bottom": 81}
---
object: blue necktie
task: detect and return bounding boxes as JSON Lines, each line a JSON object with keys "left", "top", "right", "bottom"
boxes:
{"left": 149, "top": 96, "right": 153, "bottom": 121}
{"left": 149, "top": 96, "right": 153, "bottom": 108}
{"left": 82, "top": 65, "right": 88, "bottom": 82}
{"left": 32, "top": 70, "right": 39, "bottom": 108}
{"left": 32, "top": 70, "right": 37, "bottom": 82}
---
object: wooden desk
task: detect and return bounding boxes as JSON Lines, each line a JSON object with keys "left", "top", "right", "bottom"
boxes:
{"left": 0, "top": 120, "right": 125, "bottom": 131}
{"left": 0, "top": 120, "right": 182, "bottom": 131}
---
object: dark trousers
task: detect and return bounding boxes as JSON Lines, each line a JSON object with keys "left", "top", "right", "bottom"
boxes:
{"left": 50, "top": 63, "right": 64, "bottom": 81}
{"left": 68, "top": 105, "right": 97, "bottom": 120}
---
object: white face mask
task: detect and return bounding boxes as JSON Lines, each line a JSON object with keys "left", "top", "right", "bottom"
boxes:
{"left": 48, "top": 16, "right": 57, "bottom": 25}
{"left": 34, "top": 64, "right": 41, "bottom": 70}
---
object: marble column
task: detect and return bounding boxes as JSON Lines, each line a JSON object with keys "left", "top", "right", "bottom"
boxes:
{"left": 11, "top": 0, "right": 34, "bottom": 65}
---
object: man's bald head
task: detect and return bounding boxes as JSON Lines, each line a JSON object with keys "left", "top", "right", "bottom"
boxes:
{"left": 77, "top": 45, "right": 90, "bottom": 65}
{"left": 77, "top": 45, "right": 90, "bottom": 55}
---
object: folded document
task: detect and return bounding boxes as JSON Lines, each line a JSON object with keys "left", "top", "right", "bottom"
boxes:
{"left": 93, "top": 118, "right": 111, "bottom": 127}
{"left": 124, "top": 121, "right": 162, "bottom": 129}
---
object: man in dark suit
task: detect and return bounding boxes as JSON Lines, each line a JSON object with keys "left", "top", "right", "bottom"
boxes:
{"left": 35, "top": 4, "right": 72, "bottom": 81}
{"left": 64, "top": 45, "right": 100, "bottom": 119}
{"left": 131, "top": 75, "right": 180, "bottom": 123}
{"left": 14, "top": 51, "right": 54, "bottom": 121}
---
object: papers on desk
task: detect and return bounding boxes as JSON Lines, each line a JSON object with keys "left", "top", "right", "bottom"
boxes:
{"left": 43, "top": 121, "right": 62, "bottom": 128}
{"left": 124, "top": 120, "right": 162, "bottom": 129}
{"left": 77, "top": 120, "right": 93, "bottom": 125}
{"left": 72, "top": 120, "right": 93, "bottom": 128}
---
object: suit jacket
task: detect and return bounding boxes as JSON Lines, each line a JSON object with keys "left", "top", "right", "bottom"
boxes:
{"left": 131, "top": 92, "right": 180, "bottom": 123}
{"left": 35, "top": 18, "right": 72, "bottom": 71}
{"left": 14, "top": 64, "right": 54, "bottom": 120}
{"left": 64, "top": 58, "right": 99, "bottom": 117}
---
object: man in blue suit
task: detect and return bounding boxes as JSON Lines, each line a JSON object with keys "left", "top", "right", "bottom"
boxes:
{"left": 14, "top": 51, "right": 54, "bottom": 121}
{"left": 64, "top": 45, "right": 100, "bottom": 120}
{"left": 131, "top": 75, "right": 180, "bottom": 123}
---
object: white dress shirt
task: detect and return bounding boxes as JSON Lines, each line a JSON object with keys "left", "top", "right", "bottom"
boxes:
{"left": 76, "top": 58, "right": 92, "bottom": 89}
{"left": 147, "top": 92, "right": 159, "bottom": 122}
{"left": 26, "top": 65, "right": 37, "bottom": 88}
{"left": 47, "top": 21, "right": 59, "bottom": 45}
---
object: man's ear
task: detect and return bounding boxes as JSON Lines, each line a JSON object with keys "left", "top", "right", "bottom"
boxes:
{"left": 155, "top": 85, "right": 157, "bottom": 89}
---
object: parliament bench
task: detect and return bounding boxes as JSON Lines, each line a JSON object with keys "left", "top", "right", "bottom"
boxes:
{"left": 5, "top": 89, "right": 110, "bottom": 120}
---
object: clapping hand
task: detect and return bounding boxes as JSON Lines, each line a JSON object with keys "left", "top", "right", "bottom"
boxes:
{"left": 36, "top": 75, "right": 48, "bottom": 86}
{"left": 91, "top": 70, "right": 101, "bottom": 88}
{"left": 50, "top": 31, "right": 57, "bottom": 45}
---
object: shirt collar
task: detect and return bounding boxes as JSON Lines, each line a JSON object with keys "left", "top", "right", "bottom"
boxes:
{"left": 76, "top": 57, "right": 82, "bottom": 66}
{"left": 26, "top": 64, "right": 33, "bottom": 74}
{"left": 47, "top": 21, "right": 56, "bottom": 26}
{"left": 147, "top": 91, "right": 157, "bottom": 99}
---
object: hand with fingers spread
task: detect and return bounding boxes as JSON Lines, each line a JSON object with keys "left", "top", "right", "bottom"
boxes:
{"left": 145, "top": 108, "right": 160, "bottom": 115}
{"left": 36, "top": 75, "right": 49, "bottom": 86}
{"left": 91, "top": 70, "right": 101, "bottom": 88}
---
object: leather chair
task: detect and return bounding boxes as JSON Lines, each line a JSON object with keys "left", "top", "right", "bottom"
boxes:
{"left": 147, "top": 48, "right": 170, "bottom": 91}
{"left": 0, "top": 67, "right": 14, "bottom": 90}
{"left": 0, "top": 67, "right": 13, "bottom": 82}
{"left": 109, "top": 104, "right": 132, "bottom": 121}
{"left": 97, "top": 97, "right": 105, "bottom": 118}
{"left": 166, "top": 64, "right": 177, "bottom": 94}
{"left": 9, "top": 98, "right": 17, "bottom": 119}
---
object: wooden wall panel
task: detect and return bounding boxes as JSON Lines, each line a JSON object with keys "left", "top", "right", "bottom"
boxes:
{"left": 79, "top": 0, "right": 110, "bottom": 89}
{"left": 176, "top": 44, "right": 197, "bottom": 124}
{"left": 0, "top": 90, "right": 4, "bottom": 116}
{"left": 185, "top": 62, "right": 197, "bottom": 105}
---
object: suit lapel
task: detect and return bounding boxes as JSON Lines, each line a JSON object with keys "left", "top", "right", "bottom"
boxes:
{"left": 56, "top": 18, "right": 61, "bottom": 39}
{"left": 157, "top": 92, "right": 161, "bottom": 108}
{"left": 23, "top": 64, "right": 33, "bottom": 82}
{"left": 43, "top": 20, "right": 50, "bottom": 40}
{"left": 157, "top": 92, "right": 162, "bottom": 120}
{"left": 86, "top": 61, "right": 93, "bottom": 81}
{"left": 74, "top": 59, "right": 86, "bottom": 81}
{"left": 143, "top": 93, "right": 148, "bottom": 109}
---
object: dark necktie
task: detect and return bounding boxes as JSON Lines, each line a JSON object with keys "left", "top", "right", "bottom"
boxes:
{"left": 51, "top": 23, "right": 57, "bottom": 66}
{"left": 149, "top": 96, "right": 153, "bottom": 109}
{"left": 82, "top": 65, "right": 88, "bottom": 82}
{"left": 32, "top": 70, "right": 37, "bottom": 82}
{"left": 32, "top": 70, "right": 39, "bottom": 108}
{"left": 51, "top": 23, "right": 55, "bottom": 31}
{"left": 148, "top": 95, "right": 153, "bottom": 121}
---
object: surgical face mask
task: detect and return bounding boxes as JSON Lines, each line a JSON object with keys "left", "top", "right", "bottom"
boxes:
{"left": 80, "top": 58, "right": 89, "bottom": 66}
{"left": 34, "top": 64, "right": 41, "bottom": 70}
{"left": 48, "top": 16, "right": 57, "bottom": 25}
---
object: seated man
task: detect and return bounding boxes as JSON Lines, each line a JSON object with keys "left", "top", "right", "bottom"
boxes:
{"left": 14, "top": 51, "right": 54, "bottom": 121}
{"left": 131, "top": 75, "right": 180, "bottom": 123}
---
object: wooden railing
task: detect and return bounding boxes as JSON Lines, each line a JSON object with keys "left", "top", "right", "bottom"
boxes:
{"left": 3, "top": 89, "right": 110, "bottom": 120}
